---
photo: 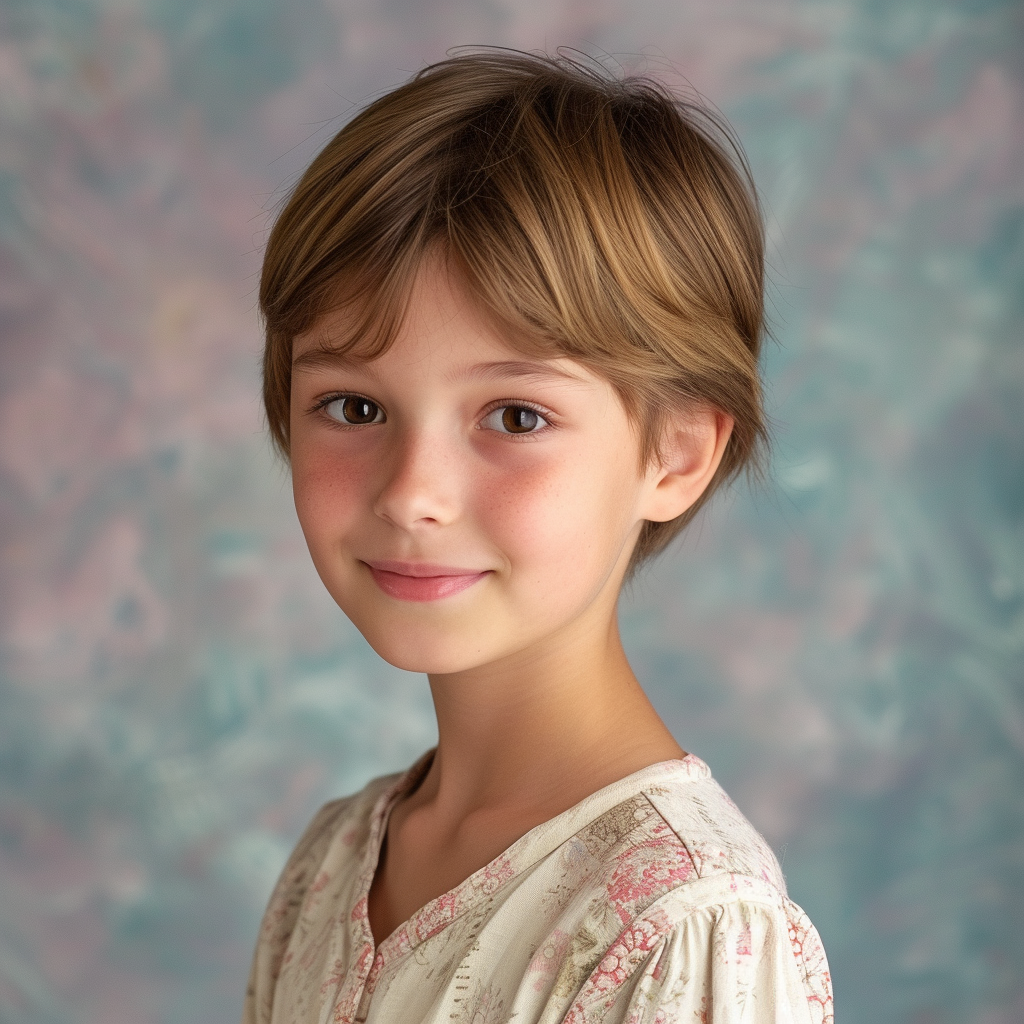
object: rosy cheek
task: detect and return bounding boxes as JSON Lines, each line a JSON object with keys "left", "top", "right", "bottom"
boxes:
{"left": 471, "top": 451, "right": 602, "bottom": 566}
{"left": 292, "top": 441, "right": 373, "bottom": 539}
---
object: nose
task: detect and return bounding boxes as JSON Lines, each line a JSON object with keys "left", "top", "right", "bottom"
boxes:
{"left": 372, "top": 425, "right": 461, "bottom": 530}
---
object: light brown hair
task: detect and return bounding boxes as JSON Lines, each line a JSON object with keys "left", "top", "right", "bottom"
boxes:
{"left": 260, "top": 48, "right": 768, "bottom": 571}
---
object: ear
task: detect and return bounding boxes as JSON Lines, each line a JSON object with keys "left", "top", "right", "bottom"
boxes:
{"left": 639, "top": 407, "right": 734, "bottom": 524}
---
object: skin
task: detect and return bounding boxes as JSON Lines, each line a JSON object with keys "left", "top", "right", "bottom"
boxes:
{"left": 289, "top": 251, "right": 733, "bottom": 947}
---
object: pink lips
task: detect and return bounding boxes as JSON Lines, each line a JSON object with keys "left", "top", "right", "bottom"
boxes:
{"left": 364, "top": 560, "right": 490, "bottom": 602}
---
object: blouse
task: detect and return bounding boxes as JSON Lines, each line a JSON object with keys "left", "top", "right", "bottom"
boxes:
{"left": 242, "top": 749, "right": 833, "bottom": 1023}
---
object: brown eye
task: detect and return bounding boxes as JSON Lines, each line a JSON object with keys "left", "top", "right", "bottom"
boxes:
{"left": 324, "top": 395, "right": 384, "bottom": 425}
{"left": 502, "top": 406, "right": 540, "bottom": 433}
{"left": 483, "top": 404, "right": 547, "bottom": 434}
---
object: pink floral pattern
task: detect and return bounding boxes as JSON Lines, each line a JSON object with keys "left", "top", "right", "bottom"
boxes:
{"left": 242, "top": 751, "right": 833, "bottom": 1024}
{"left": 526, "top": 927, "right": 571, "bottom": 992}
{"left": 604, "top": 826, "right": 694, "bottom": 924}
{"left": 593, "top": 915, "right": 667, "bottom": 993}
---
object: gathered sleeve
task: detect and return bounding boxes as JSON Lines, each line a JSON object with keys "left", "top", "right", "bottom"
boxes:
{"left": 559, "top": 878, "right": 833, "bottom": 1024}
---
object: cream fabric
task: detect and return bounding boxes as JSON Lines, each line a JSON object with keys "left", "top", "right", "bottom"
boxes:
{"left": 243, "top": 750, "right": 833, "bottom": 1024}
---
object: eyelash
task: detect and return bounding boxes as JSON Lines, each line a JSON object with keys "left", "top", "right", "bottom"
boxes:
{"left": 478, "top": 399, "right": 555, "bottom": 440}
{"left": 310, "top": 393, "right": 556, "bottom": 439}
{"left": 310, "top": 393, "right": 385, "bottom": 429}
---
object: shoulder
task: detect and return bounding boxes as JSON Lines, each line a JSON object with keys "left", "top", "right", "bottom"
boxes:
{"left": 551, "top": 755, "right": 788, "bottom": 933}
{"left": 280, "top": 769, "right": 397, "bottom": 880}
{"left": 565, "top": 878, "right": 833, "bottom": 1024}
{"left": 639, "top": 755, "right": 787, "bottom": 892}
{"left": 241, "top": 766, "right": 403, "bottom": 1024}
{"left": 559, "top": 759, "right": 833, "bottom": 1023}
{"left": 266, "top": 765, "right": 400, "bottom": 915}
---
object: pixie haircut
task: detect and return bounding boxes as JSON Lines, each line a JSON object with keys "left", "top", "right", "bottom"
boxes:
{"left": 260, "top": 48, "right": 768, "bottom": 570}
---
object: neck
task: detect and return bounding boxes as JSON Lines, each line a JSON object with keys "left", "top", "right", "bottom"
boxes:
{"left": 417, "top": 596, "right": 685, "bottom": 821}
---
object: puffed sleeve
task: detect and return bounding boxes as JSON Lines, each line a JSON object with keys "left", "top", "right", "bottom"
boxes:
{"left": 561, "top": 883, "right": 833, "bottom": 1024}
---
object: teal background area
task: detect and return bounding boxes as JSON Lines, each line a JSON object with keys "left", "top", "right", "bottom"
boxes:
{"left": 0, "top": 1, "right": 1021, "bottom": 1021}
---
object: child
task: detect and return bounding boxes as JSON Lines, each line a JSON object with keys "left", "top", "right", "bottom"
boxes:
{"left": 244, "top": 49, "right": 833, "bottom": 1024}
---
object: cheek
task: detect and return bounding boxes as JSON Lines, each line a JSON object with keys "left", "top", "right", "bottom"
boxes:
{"left": 473, "top": 446, "right": 637, "bottom": 574}
{"left": 291, "top": 441, "right": 373, "bottom": 546}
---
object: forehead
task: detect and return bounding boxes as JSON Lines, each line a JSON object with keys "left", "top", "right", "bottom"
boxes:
{"left": 291, "top": 255, "right": 595, "bottom": 388}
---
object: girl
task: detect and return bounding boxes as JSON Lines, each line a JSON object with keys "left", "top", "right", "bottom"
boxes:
{"left": 244, "top": 48, "right": 833, "bottom": 1024}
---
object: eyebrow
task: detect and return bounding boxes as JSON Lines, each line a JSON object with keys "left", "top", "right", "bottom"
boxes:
{"left": 292, "top": 349, "right": 586, "bottom": 387}
{"left": 449, "top": 360, "right": 585, "bottom": 386}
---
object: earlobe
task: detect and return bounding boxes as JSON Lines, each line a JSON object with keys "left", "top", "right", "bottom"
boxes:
{"left": 641, "top": 408, "right": 734, "bottom": 524}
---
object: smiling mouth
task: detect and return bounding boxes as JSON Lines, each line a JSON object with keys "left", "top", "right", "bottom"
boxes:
{"left": 363, "top": 560, "right": 490, "bottom": 602}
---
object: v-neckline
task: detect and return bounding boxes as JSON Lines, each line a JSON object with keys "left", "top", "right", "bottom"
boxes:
{"left": 351, "top": 748, "right": 711, "bottom": 974}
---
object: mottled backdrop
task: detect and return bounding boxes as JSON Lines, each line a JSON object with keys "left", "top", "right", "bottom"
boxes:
{"left": 0, "top": 0, "right": 1021, "bottom": 1021}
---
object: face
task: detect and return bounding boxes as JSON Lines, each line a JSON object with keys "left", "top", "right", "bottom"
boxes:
{"left": 289, "top": 255, "right": 681, "bottom": 676}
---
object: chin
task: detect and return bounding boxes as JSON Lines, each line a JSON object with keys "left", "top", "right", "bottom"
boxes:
{"left": 335, "top": 583, "right": 514, "bottom": 676}
{"left": 362, "top": 629, "right": 489, "bottom": 675}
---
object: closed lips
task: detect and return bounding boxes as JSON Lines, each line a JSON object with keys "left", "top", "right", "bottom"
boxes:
{"left": 364, "top": 560, "right": 486, "bottom": 577}
{"left": 363, "top": 561, "right": 490, "bottom": 601}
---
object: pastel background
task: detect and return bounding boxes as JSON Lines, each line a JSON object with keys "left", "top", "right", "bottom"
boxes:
{"left": 0, "top": 0, "right": 1021, "bottom": 1021}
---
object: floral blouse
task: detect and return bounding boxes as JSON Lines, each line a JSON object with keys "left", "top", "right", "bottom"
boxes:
{"left": 243, "top": 750, "right": 833, "bottom": 1023}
